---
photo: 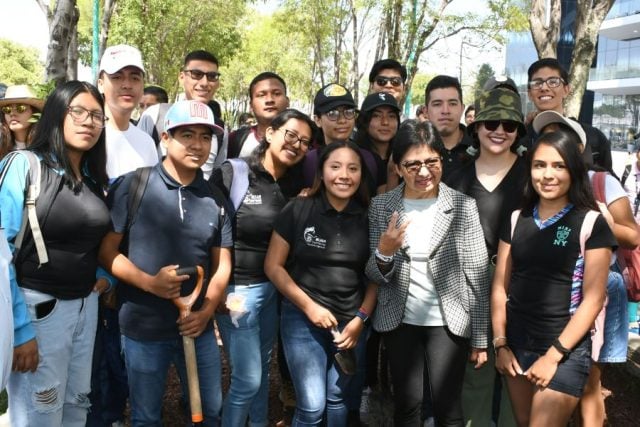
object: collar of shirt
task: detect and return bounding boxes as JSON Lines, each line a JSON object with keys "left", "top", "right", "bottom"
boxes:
{"left": 318, "top": 190, "right": 365, "bottom": 215}
{"left": 156, "top": 163, "right": 207, "bottom": 191}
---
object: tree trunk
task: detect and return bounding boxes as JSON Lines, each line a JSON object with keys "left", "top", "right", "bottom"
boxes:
{"left": 564, "top": 0, "right": 615, "bottom": 118}
{"left": 350, "top": 0, "right": 359, "bottom": 104}
{"left": 529, "top": 0, "right": 561, "bottom": 59}
{"left": 66, "top": 5, "right": 80, "bottom": 81}
{"left": 42, "top": 0, "right": 78, "bottom": 86}
{"left": 100, "top": 0, "right": 118, "bottom": 60}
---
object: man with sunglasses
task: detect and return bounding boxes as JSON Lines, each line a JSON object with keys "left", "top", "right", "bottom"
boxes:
{"left": 368, "top": 59, "right": 407, "bottom": 105}
{"left": 424, "top": 75, "right": 474, "bottom": 182}
{"left": 138, "top": 50, "right": 225, "bottom": 179}
{"left": 523, "top": 58, "right": 612, "bottom": 171}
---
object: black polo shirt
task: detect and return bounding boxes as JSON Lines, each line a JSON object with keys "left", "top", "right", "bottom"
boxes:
{"left": 441, "top": 124, "right": 474, "bottom": 184}
{"left": 210, "top": 160, "right": 303, "bottom": 285}
{"left": 108, "top": 164, "right": 233, "bottom": 341}
{"left": 273, "top": 193, "right": 369, "bottom": 321}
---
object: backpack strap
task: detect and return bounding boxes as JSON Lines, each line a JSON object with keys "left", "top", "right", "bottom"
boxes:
{"left": 579, "top": 210, "right": 600, "bottom": 257}
{"left": 591, "top": 171, "right": 606, "bottom": 204}
{"left": 126, "top": 167, "right": 152, "bottom": 229}
{"left": 152, "top": 104, "right": 170, "bottom": 147}
{"left": 12, "top": 151, "right": 48, "bottom": 265}
{"left": 510, "top": 209, "right": 521, "bottom": 241}
{"left": 621, "top": 163, "right": 631, "bottom": 186}
{"left": 225, "top": 158, "right": 250, "bottom": 213}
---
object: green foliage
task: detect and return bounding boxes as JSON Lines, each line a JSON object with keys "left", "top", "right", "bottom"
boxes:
{"left": 473, "top": 63, "right": 495, "bottom": 101}
{"left": 0, "top": 39, "right": 44, "bottom": 85}
{"left": 76, "top": 0, "right": 95, "bottom": 67}
{"left": 409, "top": 73, "right": 436, "bottom": 106}
{"left": 0, "top": 389, "right": 6, "bottom": 414}
{"left": 594, "top": 103, "right": 627, "bottom": 119}
{"left": 107, "top": 0, "right": 247, "bottom": 98}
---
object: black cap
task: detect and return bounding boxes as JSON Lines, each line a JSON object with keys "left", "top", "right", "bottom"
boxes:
{"left": 314, "top": 83, "right": 356, "bottom": 115}
{"left": 483, "top": 75, "right": 518, "bottom": 93}
{"left": 361, "top": 92, "right": 400, "bottom": 113}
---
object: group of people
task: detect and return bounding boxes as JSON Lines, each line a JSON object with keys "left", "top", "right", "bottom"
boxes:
{"left": 0, "top": 42, "right": 634, "bottom": 427}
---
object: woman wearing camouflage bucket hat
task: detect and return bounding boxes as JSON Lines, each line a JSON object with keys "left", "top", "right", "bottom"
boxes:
{"left": 447, "top": 86, "right": 527, "bottom": 427}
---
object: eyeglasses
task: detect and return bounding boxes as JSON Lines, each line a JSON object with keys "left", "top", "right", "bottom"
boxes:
{"left": 324, "top": 108, "right": 357, "bottom": 121}
{"left": 67, "top": 106, "right": 108, "bottom": 128}
{"left": 375, "top": 76, "right": 403, "bottom": 87}
{"left": 183, "top": 69, "right": 221, "bottom": 82}
{"left": 401, "top": 157, "right": 442, "bottom": 174}
{"left": 280, "top": 128, "right": 311, "bottom": 150}
{"left": 528, "top": 77, "right": 565, "bottom": 90}
{"left": 482, "top": 120, "right": 519, "bottom": 133}
{"left": 1, "top": 104, "right": 29, "bottom": 114}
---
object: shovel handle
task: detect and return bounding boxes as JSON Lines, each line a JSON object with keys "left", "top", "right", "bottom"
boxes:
{"left": 183, "top": 335, "right": 203, "bottom": 424}
{"left": 172, "top": 265, "right": 204, "bottom": 317}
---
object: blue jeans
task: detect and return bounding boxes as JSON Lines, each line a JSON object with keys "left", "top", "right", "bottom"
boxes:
{"left": 599, "top": 268, "right": 629, "bottom": 363}
{"left": 217, "top": 281, "right": 278, "bottom": 427}
{"left": 8, "top": 289, "right": 99, "bottom": 427}
{"left": 121, "top": 331, "right": 222, "bottom": 427}
{"left": 280, "top": 300, "right": 366, "bottom": 427}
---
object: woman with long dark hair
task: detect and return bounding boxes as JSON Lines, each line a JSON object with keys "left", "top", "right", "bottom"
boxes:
{"left": 492, "top": 130, "right": 615, "bottom": 427}
{"left": 265, "top": 140, "right": 376, "bottom": 426}
{"left": 211, "top": 109, "right": 315, "bottom": 427}
{"left": 1, "top": 81, "right": 110, "bottom": 427}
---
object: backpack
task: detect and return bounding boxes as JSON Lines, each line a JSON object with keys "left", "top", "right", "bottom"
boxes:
{"left": 226, "top": 127, "right": 252, "bottom": 159}
{"left": 592, "top": 171, "right": 640, "bottom": 302}
{"left": 1, "top": 151, "right": 63, "bottom": 266}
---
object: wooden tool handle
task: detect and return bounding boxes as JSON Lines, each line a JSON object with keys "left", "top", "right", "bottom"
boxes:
{"left": 183, "top": 335, "right": 203, "bottom": 424}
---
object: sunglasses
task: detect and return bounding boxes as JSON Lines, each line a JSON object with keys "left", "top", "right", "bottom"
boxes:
{"left": 375, "top": 76, "right": 403, "bottom": 87}
{"left": 482, "top": 120, "right": 519, "bottom": 133}
{"left": 1, "top": 104, "right": 30, "bottom": 114}
{"left": 183, "top": 69, "right": 221, "bottom": 82}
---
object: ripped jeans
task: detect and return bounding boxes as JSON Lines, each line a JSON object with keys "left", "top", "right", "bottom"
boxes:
{"left": 8, "top": 288, "right": 99, "bottom": 427}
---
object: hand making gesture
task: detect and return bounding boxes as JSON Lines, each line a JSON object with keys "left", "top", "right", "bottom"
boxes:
{"left": 378, "top": 211, "right": 409, "bottom": 256}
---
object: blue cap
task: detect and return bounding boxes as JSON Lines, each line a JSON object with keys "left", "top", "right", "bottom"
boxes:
{"left": 164, "top": 100, "right": 223, "bottom": 135}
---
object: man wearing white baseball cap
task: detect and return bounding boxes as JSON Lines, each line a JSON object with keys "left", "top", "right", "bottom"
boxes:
{"left": 98, "top": 44, "right": 158, "bottom": 182}
{"left": 89, "top": 44, "right": 159, "bottom": 427}
{"left": 99, "top": 100, "right": 231, "bottom": 426}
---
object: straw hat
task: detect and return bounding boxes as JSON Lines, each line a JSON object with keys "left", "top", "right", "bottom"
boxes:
{"left": 0, "top": 85, "right": 45, "bottom": 111}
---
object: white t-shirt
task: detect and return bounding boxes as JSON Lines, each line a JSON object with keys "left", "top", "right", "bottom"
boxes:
{"left": 106, "top": 124, "right": 159, "bottom": 181}
{"left": 238, "top": 131, "right": 261, "bottom": 158}
{"left": 402, "top": 197, "right": 446, "bottom": 326}
{"left": 0, "top": 229, "right": 13, "bottom": 390}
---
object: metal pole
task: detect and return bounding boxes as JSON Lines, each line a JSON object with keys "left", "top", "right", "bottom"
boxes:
{"left": 91, "top": 0, "right": 99, "bottom": 82}
{"left": 404, "top": 0, "right": 418, "bottom": 117}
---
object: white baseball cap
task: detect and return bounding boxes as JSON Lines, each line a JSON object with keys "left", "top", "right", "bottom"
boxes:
{"left": 164, "top": 100, "right": 223, "bottom": 135}
{"left": 532, "top": 110, "right": 586, "bottom": 146}
{"left": 100, "top": 44, "right": 145, "bottom": 74}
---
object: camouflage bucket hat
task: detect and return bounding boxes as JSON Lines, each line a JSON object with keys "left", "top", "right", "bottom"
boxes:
{"left": 469, "top": 88, "right": 525, "bottom": 136}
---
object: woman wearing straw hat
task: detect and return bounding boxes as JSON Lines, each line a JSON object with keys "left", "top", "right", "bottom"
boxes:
{"left": 0, "top": 85, "right": 45, "bottom": 159}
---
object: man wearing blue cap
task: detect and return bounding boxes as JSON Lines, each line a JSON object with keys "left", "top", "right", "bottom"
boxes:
{"left": 99, "top": 100, "right": 232, "bottom": 426}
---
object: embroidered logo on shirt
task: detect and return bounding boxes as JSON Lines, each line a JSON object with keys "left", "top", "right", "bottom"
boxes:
{"left": 303, "top": 226, "right": 327, "bottom": 249}
{"left": 553, "top": 226, "right": 571, "bottom": 247}
{"left": 243, "top": 192, "right": 262, "bottom": 205}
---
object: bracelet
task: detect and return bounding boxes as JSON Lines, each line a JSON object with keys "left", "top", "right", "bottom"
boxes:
{"left": 355, "top": 309, "right": 369, "bottom": 324}
{"left": 375, "top": 248, "right": 394, "bottom": 263}
{"left": 492, "top": 336, "right": 507, "bottom": 348}
{"left": 494, "top": 344, "right": 510, "bottom": 357}
{"left": 551, "top": 338, "right": 571, "bottom": 361}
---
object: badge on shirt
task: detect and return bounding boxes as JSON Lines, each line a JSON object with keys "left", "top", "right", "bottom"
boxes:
{"left": 303, "top": 226, "right": 327, "bottom": 249}
{"left": 243, "top": 192, "right": 262, "bottom": 205}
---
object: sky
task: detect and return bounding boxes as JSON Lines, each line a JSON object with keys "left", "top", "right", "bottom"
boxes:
{"left": 0, "top": 0, "right": 506, "bottom": 92}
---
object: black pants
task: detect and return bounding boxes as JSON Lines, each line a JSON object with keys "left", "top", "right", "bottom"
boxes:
{"left": 384, "top": 324, "right": 468, "bottom": 427}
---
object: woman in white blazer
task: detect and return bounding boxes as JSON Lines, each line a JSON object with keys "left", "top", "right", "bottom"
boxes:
{"left": 366, "top": 120, "right": 490, "bottom": 426}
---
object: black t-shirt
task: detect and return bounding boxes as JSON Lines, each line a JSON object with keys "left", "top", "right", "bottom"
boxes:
{"left": 448, "top": 157, "right": 527, "bottom": 258}
{"left": 210, "top": 160, "right": 303, "bottom": 285}
{"left": 501, "top": 207, "right": 616, "bottom": 351}
{"left": 441, "top": 124, "right": 474, "bottom": 184}
{"left": 273, "top": 194, "right": 369, "bottom": 321}
{"left": 19, "top": 171, "right": 110, "bottom": 299}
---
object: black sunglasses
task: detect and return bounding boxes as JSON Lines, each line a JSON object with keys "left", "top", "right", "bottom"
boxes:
{"left": 375, "top": 76, "right": 403, "bottom": 87}
{"left": 183, "top": 69, "right": 221, "bottom": 82}
{"left": 482, "top": 120, "right": 519, "bottom": 133}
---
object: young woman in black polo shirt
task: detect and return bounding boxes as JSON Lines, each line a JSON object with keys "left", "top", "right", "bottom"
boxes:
{"left": 265, "top": 140, "right": 376, "bottom": 427}
{"left": 211, "top": 109, "right": 314, "bottom": 427}
{"left": 491, "top": 131, "right": 616, "bottom": 427}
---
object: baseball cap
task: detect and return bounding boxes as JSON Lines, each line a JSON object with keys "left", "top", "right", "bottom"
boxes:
{"left": 100, "top": 44, "right": 145, "bottom": 74}
{"left": 360, "top": 92, "right": 400, "bottom": 113}
{"left": 469, "top": 88, "right": 525, "bottom": 136}
{"left": 164, "top": 100, "right": 224, "bottom": 135}
{"left": 483, "top": 75, "right": 518, "bottom": 93}
{"left": 532, "top": 110, "right": 586, "bottom": 146}
{"left": 314, "top": 83, "right": 356, "bottom": 115}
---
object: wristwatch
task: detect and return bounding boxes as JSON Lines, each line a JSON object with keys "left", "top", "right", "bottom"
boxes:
{"left": 375, "top": 248, "right": 394, "bottom": 263}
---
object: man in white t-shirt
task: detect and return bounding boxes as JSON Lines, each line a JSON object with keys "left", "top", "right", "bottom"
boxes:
{"left": 98, "top": 44, "right": 158, "bottom": 182}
